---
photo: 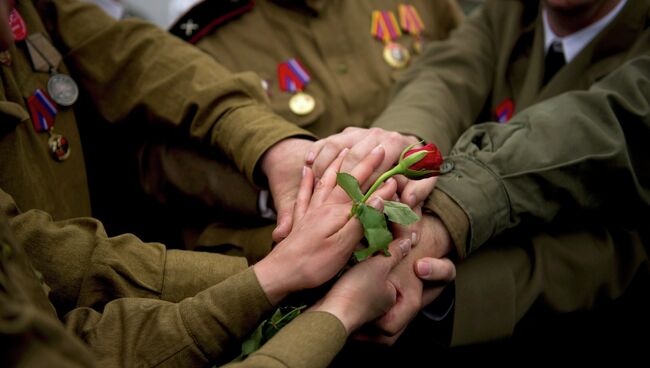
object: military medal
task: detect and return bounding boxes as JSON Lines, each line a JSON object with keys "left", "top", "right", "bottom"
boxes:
{"left": 27, "top": 89, "right": 71, "bottom": 161}
{"left": 25, "top": 33, "right": 79, "bottom": 106}
{"left": 383, "top": 42, "right": 409, "bottom": 69}
{"left": 289, "top": 92, "right": 316, "bottom": 116}
{"left": 47, "top": 73, "right": 79, "bottom": 107}
{"left": 371, "top": 10, "right": 410, "bottom": 69}
{"left": 278, "top": 58, "right": 316, "bottom": 115}
{"left": 399, "top": 4, "right": 425, "bottom": 54}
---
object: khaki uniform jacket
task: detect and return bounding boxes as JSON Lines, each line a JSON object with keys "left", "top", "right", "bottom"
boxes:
{"left": 149, "top": 0, "right": 463, "bottom": 258}
{"left": 188, "top": 0, "right": 463, "bottom": 138}
{"left": 371, "top": 0, "right": 650, "bottom": 345}
{"left": 1, "top": 0, "right": 346, "bottom": 366}
{"left": 432, "top": 54, "right": 650, "bottom": 345}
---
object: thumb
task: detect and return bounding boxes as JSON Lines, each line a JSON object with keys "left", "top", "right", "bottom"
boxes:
{"left": 377, "top": 238, "right": 412, "bottom": 269}
{"left": 272, "top": 196, "right": 295, "bottom": 242}
{"left": 414, "top": 257, "right": 456, "bottom": 282}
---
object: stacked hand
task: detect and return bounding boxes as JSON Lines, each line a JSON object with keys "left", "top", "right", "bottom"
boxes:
{"left": 260, "top": 128, "right": 457, "bottom": 337}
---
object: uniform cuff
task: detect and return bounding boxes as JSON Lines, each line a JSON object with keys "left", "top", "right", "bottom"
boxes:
{"left": 212, "top": 105, "right": 316, "bottom": 186}
{"left": 450, "top": 250, "right": 516, "bottom": 346}
{"left": 425, "top": 189, "right": 470, "bottom": 259}
{"left": 162, "top": 249, "right": 248, "bottom": 302}
{"left": 435, "top": 154, "right": 510, "bottom": 255}
{"left": 250, "top": 311, "right": 347, "bottom": 367}
{"left": 179, "top": 267, "right": 273, "bottom": 361}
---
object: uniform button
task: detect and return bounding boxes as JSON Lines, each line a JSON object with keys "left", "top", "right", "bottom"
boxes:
{"left": 337, "top": 63, "right": 348, "bottom": 74}
{"left": 440, "top": 160, "right": 454, "bottom": 174}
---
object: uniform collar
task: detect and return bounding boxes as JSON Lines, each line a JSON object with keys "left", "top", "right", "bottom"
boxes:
{"left": 542, "top": 0, "right": 627, "bottom": 63}
{"left": 270, "top": 0, "right": 327, "bottom": 15}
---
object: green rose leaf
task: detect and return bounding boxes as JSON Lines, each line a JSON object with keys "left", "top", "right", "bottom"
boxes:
{"left": 336, "top": 172, "right": 363, "bottom": 202}
{"left": 238, "top": 319, "right": 266, "bottom": 360}
{"left": 353, "top": 203, "right": 393, "bottom": 261}
{"left": 383, "top": 200, "right": 420, "bottom": 226}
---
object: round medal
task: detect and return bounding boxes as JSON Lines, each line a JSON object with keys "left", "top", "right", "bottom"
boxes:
{"left": 289, "top": 92, "right": 315, "bottom": 116}
{"left": 48, "top": 133, "right": 70, "bottom": 161}
{"left": 47, "top": 74, "right": 79, "bottom": 106}
{"left": 383, "top": 42, "right": 410, "bottom": 69}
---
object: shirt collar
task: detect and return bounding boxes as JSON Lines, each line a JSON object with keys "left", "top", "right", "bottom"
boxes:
{"left": 543, "top": 0, "right": 627, "bottom": 63}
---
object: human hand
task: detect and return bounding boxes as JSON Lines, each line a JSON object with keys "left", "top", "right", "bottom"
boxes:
{"left": 354, "top": 214, "right": 455, "bottom": 345}
{"left": 254, "top": 145, "right": 398, "bottom": 305}
{"left": 308, "top": 127, "right": 420, "bottom": 190}
{"left": 260, "top": 138, "right": 314, "bottom": 242}
{"left": 312, "top": 238, "right": 412, "bottom": 334}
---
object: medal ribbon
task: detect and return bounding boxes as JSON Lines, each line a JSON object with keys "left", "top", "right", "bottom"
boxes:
{"left": 495, "top": 98, "right": 514, "bottom": 123}
{"left": 371, "top": 10, "right": 401, "bottom": 43}
{"left": 28, "top": 89, "right": 58, "bottom": 132}
{"left": 277, "top": 58, "right": 311, "bottom": 93}
{"left": 398, "top": 5, "right": 424, "bottom": 35}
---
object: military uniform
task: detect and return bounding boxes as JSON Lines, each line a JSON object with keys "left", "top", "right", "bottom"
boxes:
{"left": 139, "top": 0, "right": 464, "bottom": 258}
{"left": 371, "top": 0, "right": 650, "bottom": 345}
{"left": 1, "top": 0, "right": 349, "bottom": 366}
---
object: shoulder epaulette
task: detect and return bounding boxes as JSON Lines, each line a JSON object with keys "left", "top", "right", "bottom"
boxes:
{"left": 169, "top": 0, "right": 254, "bottom": 44}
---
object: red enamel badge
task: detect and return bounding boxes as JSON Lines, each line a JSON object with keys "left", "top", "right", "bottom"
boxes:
{"left": 9, "top": 9, "right": 27, "bottom": 42}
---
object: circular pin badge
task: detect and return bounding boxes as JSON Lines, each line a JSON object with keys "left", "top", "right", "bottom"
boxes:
{"left": 383, "top": 42, "right": 410, "bottom": 69}
{"left": 9, "top": 9, "right": 27, "bottom": 42}
{"left": 48, "top": 133, "right": 71, "bottom": 161}
{"left": 289, "top": 92, "right": 315, "bottom": 116}
{"left": 47, "top": 74, "right": 79, "bottom": 106}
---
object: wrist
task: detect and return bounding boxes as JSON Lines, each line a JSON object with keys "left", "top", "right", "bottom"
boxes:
{"left": 253, "top": 257, "right": 293, "bottom": 306}
{"left": 420, "top": 214, "right": 453, "bottom": 258}
{"left": 260, "top": 138, "right": 308, "bottom": 180}
{"left": 311, "top": 298, "right": 360, "bottom": 334}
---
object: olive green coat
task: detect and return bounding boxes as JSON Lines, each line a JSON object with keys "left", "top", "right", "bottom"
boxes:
{"left": 146, "top": 0, "right": 464, "bottom": 258}
{"left": 371, "top": 0, "right": 650, "bottom": 345}
{"left": 1, "top": 0, "right": 347, "bottom": 366}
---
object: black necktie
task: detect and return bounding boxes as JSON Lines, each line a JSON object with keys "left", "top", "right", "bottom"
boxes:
{"left": 543, "top": 41, "right": 566, "bottom": 85}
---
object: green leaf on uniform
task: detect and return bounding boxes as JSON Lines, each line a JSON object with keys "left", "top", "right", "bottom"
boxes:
{"left": 353, "top": 203, "right": 393, "bottom": 261}
{"left": 383, "top": 200, "right": 420, "bottom": 226}
{"left": 237, "top": 319, "right": 266, "bottom": 360}
{"left": 336, "top": 172, "right": 363, "bottom": 202}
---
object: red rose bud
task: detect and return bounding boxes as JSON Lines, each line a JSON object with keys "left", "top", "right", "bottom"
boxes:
{"left": 400, "top": 143, "right": 443, "bottom": 179}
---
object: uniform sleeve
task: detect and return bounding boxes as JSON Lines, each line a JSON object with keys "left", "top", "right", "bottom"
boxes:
{"left": 431, "top": 54, "right": 650, "bottom": 256}
{"left": 371, "top": 3, "right": 497, "bottom": 154}
{"left": 225, "top": 312, "right": 347, "bottom": 368}
{"left": 46, "top": 0, "right": 315, "bottom": 184}
{"left": 1, "top": 188, "right": 273, "bottom": 366}
{"left": 450, "top": 225, "right": 648, "bottom": 346}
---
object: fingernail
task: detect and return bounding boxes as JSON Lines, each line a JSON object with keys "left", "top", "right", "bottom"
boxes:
{"left": 338, "top": 148, "right": 349, "bottom": 158}
{"left": 411, "top": 231, "right": 418, "bottom": 245}
{"left": 417, "top": 260, "right": 432, "bottom": 277}
{"left": 399, "top": 238, "right": 411, "bottom": 255}
{"left": 368, "top": 197, "right": 382, "bottom": 209}
{"left": 386, "top": 177, "right": 396, "bottom": 187}
{"left": 371, "top": 144, "right": 384, "bottom": 155}
{"left": 305, "top": 151, "right": 315, "bottom": 163}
